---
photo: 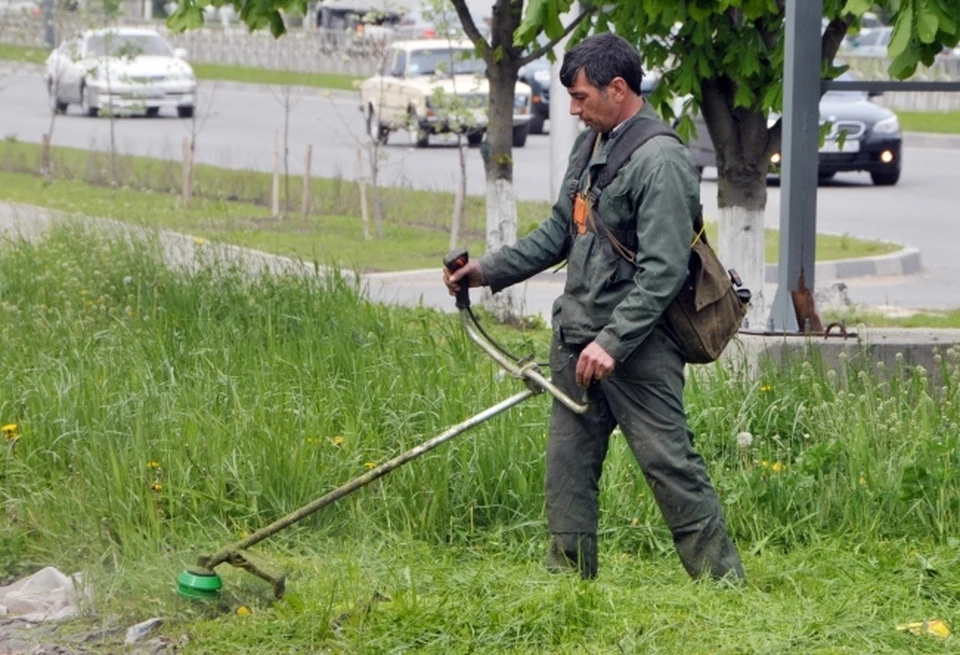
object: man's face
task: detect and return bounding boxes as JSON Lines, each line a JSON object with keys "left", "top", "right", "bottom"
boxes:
{"left": 567, "top": 69, "right": 622, "bottom": 133}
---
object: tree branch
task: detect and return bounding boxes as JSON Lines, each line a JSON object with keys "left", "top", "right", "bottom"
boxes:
{"left": 449, "top": 0, "right": 490, "bottom": 52}
{"left": 821, "top": 17, "right": 850, "bottom": 78}
{"left": 517, "top": 6, "right": 598, "bottom": 67}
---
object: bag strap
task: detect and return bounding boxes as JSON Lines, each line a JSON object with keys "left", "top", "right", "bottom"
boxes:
{"left": 567, "top": 116, "right": 682, "bottom": 205}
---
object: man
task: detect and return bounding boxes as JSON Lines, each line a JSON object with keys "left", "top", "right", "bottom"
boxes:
{"left": 443, "top": 33, "right": 744, "bottom": 581}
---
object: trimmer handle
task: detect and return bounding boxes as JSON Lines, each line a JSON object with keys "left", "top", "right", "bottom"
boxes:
{"left": 443, "top": 248, "right": 471, "bottom": 310}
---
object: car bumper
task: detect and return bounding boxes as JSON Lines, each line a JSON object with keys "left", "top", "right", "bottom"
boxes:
{"left": 816, "top": 136, "right": 902, "bottom": 174}
{"left": 419, "top": 112, "right": 532, "bottom": 133}
{"left": 88, "top": 83, "right": 196, "bottom": 110}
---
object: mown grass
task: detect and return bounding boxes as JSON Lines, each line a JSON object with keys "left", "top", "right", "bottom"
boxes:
{"left": 1, "top": 226, "right": 958, "bottom": 652}
{"left": 899, "top": 110, "right": 960, "bottom": 135}
{"left": 0, "top": 42, "right": 48, "bottom": 65}
{"left": 0, "top": 140, "right": 900, "bottom": 269}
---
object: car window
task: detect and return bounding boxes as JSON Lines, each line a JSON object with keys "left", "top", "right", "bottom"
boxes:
{"left": 407, "top": 47, "right": 485, "bottom": 76}
{"left": 856, "top": 31, "right": 880, "bottom": 47}
{"left": 85, "top": 33, "right": 173, "bottom": 58}
{"left": 389, "top": 49, "right": 405, "bottom": 76}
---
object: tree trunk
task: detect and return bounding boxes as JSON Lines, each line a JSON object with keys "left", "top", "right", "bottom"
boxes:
{"left": 701, "top": 78, "right": 772, "bottom": 329}
{"left": 480, "top": 18, "right": 523, "bottom": 323}
{"left": 716, "top": 165, "right": 768, "bottom": 330}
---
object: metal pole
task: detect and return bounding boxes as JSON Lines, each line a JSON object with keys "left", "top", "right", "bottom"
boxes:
{"left": 201, "top": 388, "right": 537, "bottom": 568}
{"left": 768, "top": 0, "right": 823, "bottom": 333}
{"left": 42, "top": 0, "right": 55, "bottom": 49}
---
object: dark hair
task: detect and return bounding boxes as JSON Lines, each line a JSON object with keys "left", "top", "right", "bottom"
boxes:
{"left": 559, "top": 32, "right": 643, "bottom": 95}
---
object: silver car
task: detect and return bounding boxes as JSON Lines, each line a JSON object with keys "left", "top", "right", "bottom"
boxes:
{"left": 43, "top": 28, "right": 197, "bottom": 118}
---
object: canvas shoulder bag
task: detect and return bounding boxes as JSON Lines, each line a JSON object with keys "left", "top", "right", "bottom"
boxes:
{"left": 569, "top": 117, "right": 751, "bottom": 364}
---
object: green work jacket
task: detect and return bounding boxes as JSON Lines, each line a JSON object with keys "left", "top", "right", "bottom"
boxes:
{"left": 478, "top": 102, "right": 700, "bottom": 362}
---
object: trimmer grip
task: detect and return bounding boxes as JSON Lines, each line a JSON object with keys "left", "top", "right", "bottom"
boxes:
{"left": 443, "top": 248, "right": 471, "bottom": 310}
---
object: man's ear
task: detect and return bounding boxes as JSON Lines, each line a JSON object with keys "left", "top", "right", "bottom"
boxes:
{"left": 609, "top": 77, "right": 628, "bottom": 101}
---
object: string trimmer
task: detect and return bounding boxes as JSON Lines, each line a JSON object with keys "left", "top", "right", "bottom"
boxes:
{"left": 176, "top": 249, "right": 589, "bottom": 600}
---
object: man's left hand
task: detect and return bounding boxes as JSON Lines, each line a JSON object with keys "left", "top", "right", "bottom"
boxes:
{"left": 575, "top": 342, "right": 615, "bottom": 388}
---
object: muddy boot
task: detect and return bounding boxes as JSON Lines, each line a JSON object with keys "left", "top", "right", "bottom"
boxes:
{"left": 544, "top": 533, "right": 598, "bottom": 580}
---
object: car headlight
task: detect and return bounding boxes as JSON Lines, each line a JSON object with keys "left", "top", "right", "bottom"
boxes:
{"left": 514, "top": 94, "right": 529, "bottom": 109}
{"left": 872, "top": 115, "right": 900, "bottom": 135}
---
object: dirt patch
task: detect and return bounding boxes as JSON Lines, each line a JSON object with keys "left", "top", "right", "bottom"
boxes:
{"left": 0, "top": 617, "right": 184, "bottom": 654}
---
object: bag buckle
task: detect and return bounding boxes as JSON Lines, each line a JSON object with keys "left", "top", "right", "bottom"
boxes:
{"left": 728, "top": 268, "right": 743, "bottom": 287}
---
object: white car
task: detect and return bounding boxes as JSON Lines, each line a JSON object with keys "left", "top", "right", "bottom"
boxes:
{"left": 359, "top": 39, "right": 533, "bottom": 148}
{"left": 43, "top": 28, "right": 197, "bottom": 118}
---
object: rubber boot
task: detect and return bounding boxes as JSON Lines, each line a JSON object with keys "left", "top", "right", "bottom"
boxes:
{"left": 544, "top": 533, "right": 598, "bottom": 580}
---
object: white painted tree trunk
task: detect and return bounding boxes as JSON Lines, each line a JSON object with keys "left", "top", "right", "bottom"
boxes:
{"left": 482, "top": 177, "right": 522, "bottom": 322}
{"left": 718, "top": 205, "right": 766, "bottom": 330}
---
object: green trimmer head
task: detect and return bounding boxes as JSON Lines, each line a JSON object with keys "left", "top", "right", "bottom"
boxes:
{"left": 176, "top": 567, "right": 223, "bottom": 601}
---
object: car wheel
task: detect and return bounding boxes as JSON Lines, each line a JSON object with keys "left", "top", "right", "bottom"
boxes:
{"left": 528, "top": 113, "right": 545, "bottom": 135}
{"left": 407, "top": 109, "right": 429, "bottom": 148}
{"left": 178, "top": 106, "right": 195, "bottom": 119}
{"left": 80, "top": 82, "right": 98, "bottom": 117}
{"left": 366, "top": 105, "right": 389, "bottom": 145}
{"left": 870, "top": 168, "right": 900, "bottom": 186}
{"left": 512, "top": 123, "right": 528, "bottom": 148}
{"left": 145, "top": 107, "right": 160, "bottom": 118}
{"left": 466, "top": 130, "right": 484, "bottom": 147}
{"left": 47, "top": 83, "right": 67, "bottom": 115}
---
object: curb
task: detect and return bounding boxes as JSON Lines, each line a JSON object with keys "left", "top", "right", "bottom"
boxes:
{"left": 526, "top": 246, "right": 921, "bottom": 285}
{"left": 763, "top": 245, "right": 922, "bottom": 283}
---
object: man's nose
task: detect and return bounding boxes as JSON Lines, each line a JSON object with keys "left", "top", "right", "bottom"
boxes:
{"left": 569, "top": 100, "right": 581, "bottom": 116}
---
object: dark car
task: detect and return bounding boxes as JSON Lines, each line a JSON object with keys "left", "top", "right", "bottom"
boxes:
{"left": 519, "top": 57, "right": 551, "bottom": 134}
{"left": 645, "top": 72, "right": 903, "bottom": 186}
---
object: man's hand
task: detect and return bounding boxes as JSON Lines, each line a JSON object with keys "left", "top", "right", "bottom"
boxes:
{"left": 576, "top": 342, "right": 615, "bottom": 388}
{"left": 443, "top": 260, "right": 486, "bottom": 296}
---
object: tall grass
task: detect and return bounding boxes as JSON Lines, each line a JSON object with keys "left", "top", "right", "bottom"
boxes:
{"left": 2, "top": 224, "right": 960, "bottom": 570}
{"left": 2, "top": 226, "right": 960, "bottom": 651}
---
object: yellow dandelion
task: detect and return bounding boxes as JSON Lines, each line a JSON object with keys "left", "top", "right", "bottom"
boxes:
{"left": 760, "top": 460, "right": 770, "bottom": 469}
{"left": 306, "top": 437, "right": 321, "bottom": 446}
{"left": 194, "top": 237, "right": 206, "bottom": 247}
{"left": 2, "top": 424, "right": 17, "bottom": 434}
{"left": 330, "top": 436, "right": 345, "bottom": 446}
{"left": 630, "top": 517, "right": 639, "bottom": 527}
{"left": 364, "top": 461, "right": 376, "bottom": 470}
{"left": 771, "top": 462, "right": 785, "bottom": 473}
{"left": 150, "top": 482, "right": 163, "bottom": 492}
{"left": 236, "top": 605, "right": 251, "bottom": 617}
{"left": 859, "top": 474, "right": 867, "bottom": 487}
{"left": 147, "top": 461, "right": 161, "bottom": 470}
{"left": 760, "top": 385, "right": 773, "bottom": 393}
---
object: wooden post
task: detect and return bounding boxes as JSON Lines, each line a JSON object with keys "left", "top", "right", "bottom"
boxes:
{"left": 41, "top": 133, "right": 51, "bottom": 177}
{"left": 181, "top": 136, "right": 192, "bottom": 206}
{"left": 272, "top": 130, "right": 281, "bottom": 218}
{"left": 301, "top": 143, "right": 312, "bottom": 220}
{"left": 357, "top": 143, "right": 371, "bottom": 240}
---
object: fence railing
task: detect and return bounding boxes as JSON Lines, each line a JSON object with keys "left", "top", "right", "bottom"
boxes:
{"left": 2, "top": 13, "right": 959, "bottom": 108}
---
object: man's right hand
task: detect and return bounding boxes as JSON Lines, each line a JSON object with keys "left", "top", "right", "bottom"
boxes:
{"left": 443, "top": 260, "right": 486, "bottom": 296}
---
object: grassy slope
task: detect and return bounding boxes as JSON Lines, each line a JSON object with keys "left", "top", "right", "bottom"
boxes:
{"left": 0, "top": 141, "right": 900, "bottom": 271}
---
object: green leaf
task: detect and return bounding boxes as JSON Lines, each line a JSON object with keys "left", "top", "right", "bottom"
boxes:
{"left": 841, "top": 0, "right": 873, "bottom": 15}
{"left": 916, "top": 7, "right": 940, "bottom": 44}
{"left": 734, "top": 83, "right": 756, "bottom": 109}
{"left": 517, "top": 0, "right": 547, "bottom": 44}
{"left": 887, "top": 9, "right": 913, "bottom": 58}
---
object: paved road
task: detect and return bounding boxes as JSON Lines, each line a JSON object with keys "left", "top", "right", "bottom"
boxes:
{"left": 3, "top": 68, "right": 960, "bottom": 312}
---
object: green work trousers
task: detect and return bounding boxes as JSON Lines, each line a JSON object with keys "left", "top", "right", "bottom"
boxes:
{"left": 545, "top": 324, "right": 744, "bottom": 581}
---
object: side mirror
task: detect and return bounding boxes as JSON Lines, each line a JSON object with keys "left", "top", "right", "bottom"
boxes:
{"left": 174, "top": 47, "right": 188, "bottom": 59}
